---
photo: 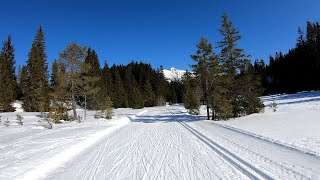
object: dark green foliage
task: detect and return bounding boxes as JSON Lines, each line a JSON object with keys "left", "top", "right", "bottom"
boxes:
{"left": 218, "top": 13, "right": 263, "bottom": 118}
{"left": 82, "top": 48, "right": 101, "bottom": 110}
{"left": 190, "top": 37, "right": 218, "bottom": 119}
{"left": 143, "top": 79, "right": 156, "bottom": 107}
{"left": 263, "top": 21, "right": 320, "bottom": 94}
{"left": 183, "top": 71, "right": 201, "bottom": 114}
{"left": 0, "top": 36, "right": 17, "bottom": 112}
{"left": 112, "top": 67, "right": 128, "bottom": 108}
{"left": 23, "top": 26, "right": 49, "bottom": 112}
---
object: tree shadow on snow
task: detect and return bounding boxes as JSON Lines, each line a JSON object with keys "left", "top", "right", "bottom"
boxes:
{"left": 131, "top": 113, "right": 204, "bottom": 123}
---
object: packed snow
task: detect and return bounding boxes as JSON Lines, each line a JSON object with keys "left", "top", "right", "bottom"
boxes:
{"left": 0, "top": 92, "right": 320, "bottom": 179}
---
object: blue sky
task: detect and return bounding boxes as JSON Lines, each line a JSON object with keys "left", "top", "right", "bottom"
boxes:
{"left": 0, "top": 0, "right": 319, "bottom": 70}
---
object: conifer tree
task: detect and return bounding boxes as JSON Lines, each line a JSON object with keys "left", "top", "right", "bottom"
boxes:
{"left": 101, "top": 61, "right": 113, "bottom": 100}
{"left": 143, "top": 79, "right": 155, "bottom": 107}
{"left": 183, "top": 71, "right": 201, "bottom": 114}
{"left": 0, "top": 36, "right": 17, "bottom": 112}
{"left": 24, "top": 26, "right": 49, "bottom": 112}
{"left": 57, "top": 42, "right": 87, "bottom": 118}
{"left": 19, "top": 66, "right": 28, "bottom": 101}
{"left": 112, "top": 67, "right": 128, "bottom": 108}
{"left": 218, "top": 13, "right": 263, "bottom": 117}
{"left": 83, "top": 48, "right": 101, "bottom": 109}
{"left": 190, "top": 37, "right": 217, "bottom": 119}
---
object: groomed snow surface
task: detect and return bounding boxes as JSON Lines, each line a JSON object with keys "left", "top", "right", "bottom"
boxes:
{"left": 0, "top": 92, "right": 320, "bottom": 179}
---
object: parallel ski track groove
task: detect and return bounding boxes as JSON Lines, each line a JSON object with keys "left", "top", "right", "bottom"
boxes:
{"left": 169, "top": 109, "right": 272, "bottom": 180}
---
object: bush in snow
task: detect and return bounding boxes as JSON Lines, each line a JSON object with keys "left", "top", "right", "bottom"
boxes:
{"left": 16, "top": 114, "right": 24, "bottom": 125}
{"left": 0, "top": 114, "right": 2, "bottom": 123}
{"left": 270, "top": 100, "right": 278, "bottom": 112}
{"left": 98, "top": 96, "right": 113, "bottom": 119}
{"left": 4, "top": 118, "right": 10, "bottom": 127}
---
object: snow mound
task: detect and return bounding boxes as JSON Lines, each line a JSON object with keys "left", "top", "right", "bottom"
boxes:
{"left": 163, "top": 67, "right": 186, "bottom": 82}
{"left": 12, "top": 101, "right": 24, "bottom": 112}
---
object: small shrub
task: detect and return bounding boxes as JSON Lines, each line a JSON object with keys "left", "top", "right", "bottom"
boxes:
{"left": 0, "top": 115, "right": 2, "bottom": 123}
{"left": 16, "top": 114, "right": 24, "bottom": 125}
{"left": 4, "top": 118, "right": 10, "bottom": 127}
{"left": 270, "top": 100, "right": 278, "bottom": 112}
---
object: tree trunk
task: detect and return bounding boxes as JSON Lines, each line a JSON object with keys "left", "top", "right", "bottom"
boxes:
{"left": 71, "top": 92, "right": 77, "bottom": 118}
{"left": 211, "top": 109, "right": 215, "bottom": 120}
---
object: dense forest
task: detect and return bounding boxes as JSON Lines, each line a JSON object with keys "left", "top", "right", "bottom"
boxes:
{"left": 0, "top": 26, "right": 180, "bottom": 122}
{"left": 254, "top": 21, "right": 320, "bottom": 94}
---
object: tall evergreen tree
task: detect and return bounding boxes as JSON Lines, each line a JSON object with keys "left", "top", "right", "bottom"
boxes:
{"left": 143, "top": 79, "right": 155, "bottom": 107}
{"left": 24, "top": 26, "right": 49, "bottom": 112}
{"left": 83, "top": 48, "right": 101, "bottom": 109}
{"left": 112, "top": 67, "right": 128, "bottom": 108}
{"left": 190, "top": 37, "right": 217, "bottom": 119}
{"left": 218, "top": 13, "right": 263, "bottom": 117}
{"left": 0, "top": 36, "right": 17, "bottom": 112}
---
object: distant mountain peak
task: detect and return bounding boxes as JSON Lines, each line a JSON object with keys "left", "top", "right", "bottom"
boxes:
{"left": 163, "top": 67, "right": 186, "bottom": 82}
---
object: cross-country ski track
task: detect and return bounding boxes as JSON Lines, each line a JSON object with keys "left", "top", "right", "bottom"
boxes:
{"left": 1, "top": 106, "right": 320, "bottom": 180}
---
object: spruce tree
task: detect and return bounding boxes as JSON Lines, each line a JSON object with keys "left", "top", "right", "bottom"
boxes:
{"left": 0, "top": 36, "right": 17, "bottom": 112}
{"left": 190, "top": 37, "right": 217, "bottom": 119}
{"left": 83, "top": 48, "right": 101, "bottom": 109}
{"left": 218, "top": 13, "right": 263, "bottom": 117}
{"left": 143, "top": 79, "right": 155, "bottom": 107}
{"left": 24, "top": 26, "right": 49, "bottom": 112}
{"left": 112, "top": 67, "right": 128, "bottom": 108}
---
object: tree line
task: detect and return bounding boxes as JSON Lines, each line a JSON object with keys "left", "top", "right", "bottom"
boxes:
{"left": 0, "top": 26, "right": 175, "bottom": 122}
{"left": 254, "top": 21, "right": 320, "bottom": 94}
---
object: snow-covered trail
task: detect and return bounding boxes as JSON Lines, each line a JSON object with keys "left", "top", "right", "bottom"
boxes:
{"left": 46, "top": 107, "right": 245, "bottom": 180}
{"left": 3, "top": 106, "right": 319, "bottom": 179}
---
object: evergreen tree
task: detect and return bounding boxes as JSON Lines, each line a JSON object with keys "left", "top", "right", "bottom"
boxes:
{"left": 190, "top": 37, "right": 217, "bottom": 119}
{"left": 24, "top": 26, "right": 49, "bottom": 112}
{"left": 83, "top": 48, "right": 101, "bottom": 109}
{"left": 182, "top": 71, "right": 201, "bottom": 114}
{"left": 143, "top": 79, "right": 155, "bottom": 107}
{"left": 57, "top": 42, "right": 87, "bottom": 118}
{"left": 218, "top": 13, "right": 263, "bottom": 117}
{"left": 0, "top": 36, "right": 17, "bottom": 112}
{"left": 101, "top": 61, "right": 113, "bottom": 100}
{"left": 19, "top": 66, "right": 28, "bottom": 102}
{"left": 112, "top": 67, "right": 128, "bottom": 108}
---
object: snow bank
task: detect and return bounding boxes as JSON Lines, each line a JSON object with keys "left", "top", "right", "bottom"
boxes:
{"left": 19, "top": 110, "right": 148, "bottom": 180}
{"left": 216, "top": 91, "right": 320, "bottom": 155}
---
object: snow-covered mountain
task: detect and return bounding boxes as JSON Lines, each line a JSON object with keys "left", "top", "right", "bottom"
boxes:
{"left": 163, "top": 67, "right": 186, "bottom": 82}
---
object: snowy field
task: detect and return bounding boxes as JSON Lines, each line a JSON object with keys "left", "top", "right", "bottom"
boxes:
{"left": 215, "top": 91, "right": 320, "bottom": 156}
{"left": 0, "top": 92, "right": 319, "bottom": 179}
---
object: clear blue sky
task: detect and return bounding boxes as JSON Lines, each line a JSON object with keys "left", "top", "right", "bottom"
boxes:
{"left": 0, "top": 0, "right": 319, "bottom": 70}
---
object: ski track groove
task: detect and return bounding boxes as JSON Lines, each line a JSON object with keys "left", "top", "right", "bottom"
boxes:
{"left": 168, "top": 109, "right": 272, "bottom": 180}
{"left": 192, "top": 121, "right": 310, "bottom": 180}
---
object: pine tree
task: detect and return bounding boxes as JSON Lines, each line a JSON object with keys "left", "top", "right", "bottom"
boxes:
{"left": 57, "top": 42, "right": 87, "bottom": 118}
{"left": 183, "top": 71, "right": 201, "bottom": 114}
{"left": 218, "top": 13, "right": 263, "bottom": 117}
{"left": 112, "top": 67, "right": 128, "bottom": 108}
{"left": 50, "top": 60, "right": 69, "bottom": 122}
{"left": 0, "top": 35, "right": 17, "bottom": 112}
{"left": 190, "top": 37, "right": 217, "bottom": 119}
{"left": 143, "top": 79, "right": 155, "bottom": 107}
{"left": 83, "top": 48, "right": 101, "bottom": 110}
{"left": 101, "top": 61, "right": 113, "bottom": 101}
{"left": 24, "top": 26, "right": 49, "bottom": 112}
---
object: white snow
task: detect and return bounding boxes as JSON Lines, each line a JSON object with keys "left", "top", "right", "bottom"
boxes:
{"left": 215, "top": 91, "right": 320, "bottom": 156}
{"left": 12, "top": 101, "right": 23, "bottom": 112}
{"left": 0, "top": 92, "right": 320, "bottom": 179}
{"left": 163, "top": 67, "right": 186, "bottom": 82}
